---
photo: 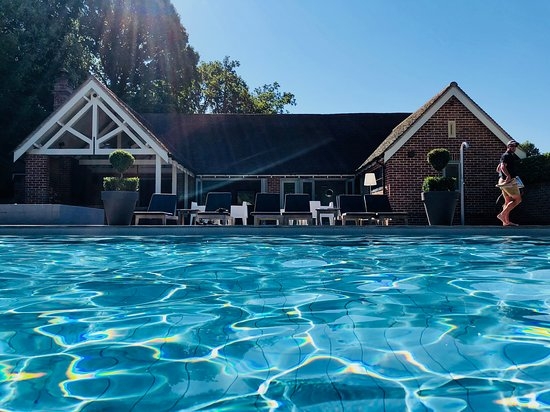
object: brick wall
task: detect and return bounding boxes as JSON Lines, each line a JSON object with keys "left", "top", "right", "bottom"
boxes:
{"left": 24, "top": 154, "right": 50, "bottom": 204}
{"left": 53, "top": 70, "right": 73, "bottom": 110}
{"left": 24, "top": 155, "right": 76, "bottom": 204}
{"left": 267, "top": 177, "right": 280, "bottom": 193}
{"left": 22, "top": 71, "right": 75, "bottom": 205}
{"left": 385, "top": 96, "right": 508, "bottom": 225}
{"left": 49, "top": 157, "right": 74, "bottom": 204}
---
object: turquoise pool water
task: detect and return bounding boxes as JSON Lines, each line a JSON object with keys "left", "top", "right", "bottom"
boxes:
{"left": 0, "top": 234, "right": 549, "bottom": 411}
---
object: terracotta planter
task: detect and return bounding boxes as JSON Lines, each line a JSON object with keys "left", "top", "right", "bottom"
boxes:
{"left": 101, "top": 191, "right": 138, "bottom": 225}
{"left": 421, "top": 191, "right": 458, "bottom": 225}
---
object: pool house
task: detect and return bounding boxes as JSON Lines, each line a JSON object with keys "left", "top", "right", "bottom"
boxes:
{"left": 13, "top": 74, "right": 528, "bottom": 225}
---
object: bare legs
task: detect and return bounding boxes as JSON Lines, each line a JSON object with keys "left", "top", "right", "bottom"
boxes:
{"left": 497, "top": 191, "right": 522, "bottom": 226}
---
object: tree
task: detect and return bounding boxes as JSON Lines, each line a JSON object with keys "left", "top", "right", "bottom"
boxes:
{"left": 0, "top": 0, "right": 90, "bottom": 200}
{"left": 520, "top": 140, "right": 540, "bottom": 157}
{"left": 79, "top": 0, "right": 199, "bottom": 113}
{"left": 188, "top": 57, "right": 251, "bottom": 113}
{"left": 252, "top": 82, "right": 296, "bottom": 114}
{"left": 0, "top": 0, "right": 90, "bottom": 122}
{"left": 188, "top": 56, "right": 295, "bottom": 114}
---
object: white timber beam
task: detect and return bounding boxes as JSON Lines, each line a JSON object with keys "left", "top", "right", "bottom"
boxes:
{"left": 155, "top": 155, "right": 162, "bottom": 193}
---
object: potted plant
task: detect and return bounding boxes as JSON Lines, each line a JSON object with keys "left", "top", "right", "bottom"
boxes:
{"left": 421, "top": 148, "right": 458, "bottom": 225}
{"left": 101, "top": 150, "right": 140, "bottom": 225}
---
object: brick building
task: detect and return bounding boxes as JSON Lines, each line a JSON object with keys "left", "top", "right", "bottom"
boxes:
{"left": 14, "top": 76, "right": 529, "bottom": 225}
{"left": 357, "top": 82, "right": 524, "bottom": 224}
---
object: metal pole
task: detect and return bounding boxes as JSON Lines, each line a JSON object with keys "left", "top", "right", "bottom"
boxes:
{"left": 460, "top": 142, "right": 469, "bottom": 225}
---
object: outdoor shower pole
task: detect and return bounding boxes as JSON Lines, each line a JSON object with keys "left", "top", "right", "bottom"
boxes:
{"left": 460, "top": 141, "right": 469, "bottom": 225}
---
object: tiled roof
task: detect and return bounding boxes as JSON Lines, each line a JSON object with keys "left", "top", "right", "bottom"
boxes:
{"left": 142, "top": 112, "right": 410, "bottom": 175}
{"left": 357, "top": 83, "right": 453, "bottom": 170}
{"left": 357, "top": 81, "right": 515, "bottom": 170}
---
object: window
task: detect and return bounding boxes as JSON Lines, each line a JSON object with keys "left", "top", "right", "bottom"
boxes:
{"left": 448, "top": 121, "right": 456, "bottom": 138}
{"left": 444, "top": 161, "right": 460, "bottom": 191}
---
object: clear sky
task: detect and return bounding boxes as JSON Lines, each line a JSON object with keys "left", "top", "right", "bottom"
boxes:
{"left": 173, "top": 0, "right": 549, "bottom": 153}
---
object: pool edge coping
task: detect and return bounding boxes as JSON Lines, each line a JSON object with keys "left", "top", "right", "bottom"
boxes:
{"left": 1, "top": 225, "right": 549, "bottom": 237}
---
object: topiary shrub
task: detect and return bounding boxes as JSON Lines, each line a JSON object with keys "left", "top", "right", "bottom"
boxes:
{"left": 422, "top": 148, "right": 456, "bottom": 191}
{"left": 102, "top": 150, "right": 139, "bottom": 191}
{"left": 422, "top": 176, "right": 456, "bottom": 192}
{"left": 103, "top": 176, "right": 139, "bottom": 191}
{"left": 427, "top": 148, "right": 451, "bottom": 171}
{"left": 109, "top": 150, "right": 135, "bottom": 176}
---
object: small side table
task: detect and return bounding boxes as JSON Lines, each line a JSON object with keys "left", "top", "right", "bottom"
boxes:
{"left": 177, "top": 208, "right": 199, "bottom": 225}
{"left": 316, "top": 208, "right": 340, "bottom": 225}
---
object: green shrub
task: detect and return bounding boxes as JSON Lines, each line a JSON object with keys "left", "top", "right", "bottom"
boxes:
{"left": 423, "top": 148, "right": 455, "bottom": 191}
{"left": 103, "top": 150, "right": 139, "bottom": 191}
{"left": 517, "top": 153, "right": 550, "bottom": 184}
{"left": 109, "top": 150, "right": 135, "bottom": 176}
{"left": 103, "top": 177, "right": 140, "bottom": 191}
{"left": 427, "top": 148, "right": 451, "bottom": 171}
{"left": 422, "top": 176, "right": 456, "bottom": 192}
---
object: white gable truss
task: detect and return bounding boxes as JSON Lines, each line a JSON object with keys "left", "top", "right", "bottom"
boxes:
{"left": 13, "top": 76, "right": 191, "bottom": 193}
{"left": 384, "top": 83, "right": 523, "bottom": 163}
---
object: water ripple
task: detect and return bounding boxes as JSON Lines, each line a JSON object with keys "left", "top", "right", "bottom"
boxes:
{"left": 0, "top": 234, "right": 549, "bottom": 411}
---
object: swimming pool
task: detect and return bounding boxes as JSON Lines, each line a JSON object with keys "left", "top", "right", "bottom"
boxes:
{"left": 0, "top": 231, "right": 549, "bottom": 411}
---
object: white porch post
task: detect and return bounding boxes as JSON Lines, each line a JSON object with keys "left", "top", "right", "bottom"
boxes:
{"left": 171, "top": 164, "right": 177, "bottom": 194}
{"left": 184, "top": 173, "right": 189, "bottom": 208}
{"left": 155, "top": 155, "right": 161, "bottom": 193}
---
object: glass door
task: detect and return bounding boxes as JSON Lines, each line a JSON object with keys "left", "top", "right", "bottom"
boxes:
{"left": 302, "top": 180, "right": 314, "bottom": 198}
{"left": 282, "top": 179, "right": 314, "bottom": 196}
{"left": 281, "top": 179, "right": 314, "bottom": 208}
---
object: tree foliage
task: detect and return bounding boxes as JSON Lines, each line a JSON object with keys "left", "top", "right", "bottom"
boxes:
{"left": 189, "top": 56, "right": 296, "bottom": 114}
{"left": 519, "top": 140, "right": 540, "bottom": 157}
{"left": 0, "top": 0, "right": 88, "bottom": 116}
{"left": 252, "top": 82, "right": 296, "bottom": 114}
{"left": 0, "top": 0, "right": 199, "bottom": 143}
{"left": 517, "top": 141, "right": 550, "bottom": 184}
{"left": 79, "top": 0, "right": 199, "bottom": 113}
{"left": 518, "top": 153, "right": 550, "bottom": 184}
{"left": 189, "top": 57, "right": 252, "bottom": 113}
{"left": 0, "top": 0, "right": 90, "bottom": 200}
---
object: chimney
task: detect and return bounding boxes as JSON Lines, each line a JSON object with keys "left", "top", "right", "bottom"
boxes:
{"left": 52, "top": 68, "right": 73, "bottom": 110}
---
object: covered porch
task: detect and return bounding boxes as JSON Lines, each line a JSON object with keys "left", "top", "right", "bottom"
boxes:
{"left": 13, "top": 76, "right": 195, "bottom": 208}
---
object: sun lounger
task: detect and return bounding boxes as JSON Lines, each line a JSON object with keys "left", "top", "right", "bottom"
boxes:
{"left": 337, "top": 194, "right": 376, "bottom": 225}
{"left": 364, "top": 194, "right": 409, "bottom": 225}
{"left": 282, "top": 193, "right": 313, "bottom": 225}
{"left": 134, "top": 193, "right": 178, "bottom": 225}
{"left": 250, "top": 193, "right": 282, "bottom": 225}
{"left": 195, "top": 192, "right": 232, "bottom": 225}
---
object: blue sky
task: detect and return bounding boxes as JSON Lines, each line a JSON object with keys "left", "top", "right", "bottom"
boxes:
{"left": 173, "top": 0, "right": 549, "bottom": 153}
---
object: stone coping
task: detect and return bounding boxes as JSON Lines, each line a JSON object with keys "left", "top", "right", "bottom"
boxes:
{"left": 0, "top": 225, "right": 549, "bottom": 237}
